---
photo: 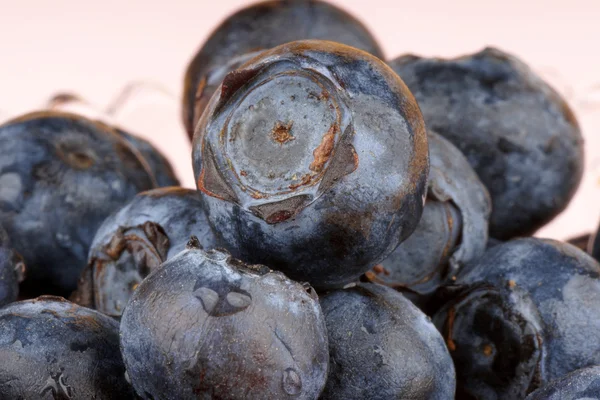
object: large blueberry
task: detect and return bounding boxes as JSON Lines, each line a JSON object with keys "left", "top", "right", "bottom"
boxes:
{"left": 320, "top": 283, "right": 455, "bottom": 399}
{"left": 0, "top": 296, "right": 133, "bottom": 399}
{"left": 526, "top": 366, "right": 600, "bottom": 399}
{"left": 366, "top": 131, "right": 491, "bottom": 301}
{"left": 433, "top": 238, "right": 600, "bottom": 399}
{"left": 182, "top": 0, "right": 384, "bottom": 138}
{"left": 192, "top": 40, "right": 429, "bottom": 289}
{"left": 0, "top": 111, "right": 155, "bottom": 297}
{"left": 120, "top": 245, "right": 329, "bottom": 399}
{"left": 0, "top": 225, "right": 25, "bottom": 307}
{"left": 72, "top": 187, "right": 220, "bottom": 317}
{"left": 389, "top": 48, "right": 584, "bottom": 240}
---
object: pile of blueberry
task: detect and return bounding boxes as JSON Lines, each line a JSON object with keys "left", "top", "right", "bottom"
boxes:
{"left": 1, "top": 1, "right": 598, "bottom": 399}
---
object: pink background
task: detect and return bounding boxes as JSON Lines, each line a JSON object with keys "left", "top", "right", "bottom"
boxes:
{"left": 0, "top": 0, "right": 598, "bottom": 240}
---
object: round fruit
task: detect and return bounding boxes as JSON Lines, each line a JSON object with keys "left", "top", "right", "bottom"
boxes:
{"left": 389, "top": 47, "right": 584, "bottom": 239}
{"left": 0, "top": 296, "right": 133, "bottom": 398}
{"left": 0, "top": 111, "right": 156, "bottom": 296}
{"left": 192, "top": 40, "right": 429, "bottom": 289}
{"left": 320, "top": 282, "right": 456, "bottom": 399}
{"left": 434, "top": 238, "right": 600, "bottom": 398}
{"left": 120, "top": 245, "right": 329, "bottom": 399}
{"left": 72, "top": 187, "right": 219, "bottom": 317}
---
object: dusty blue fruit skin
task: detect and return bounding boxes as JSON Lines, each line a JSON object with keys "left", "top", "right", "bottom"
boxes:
{"left": 389, "top": 47, "right": 584, "bottom": 240}
{"left": 182, "top": 0, "right": 385, "bottom": 139}
{"left": 525, "top": 366, "right": 600, "bottom": 399}
{"left": 0, "top": 111, "right": 156, "bottom": 297}
{"left": 192, "top": 40, "right": 429, "bottom": 290}
{"left": 0, "top": 296, "right": 134, "bottom": 399}
{"left": 115, "top": 128, "right": 180, "bottom": 187}
{"left": 366, "top": 131, "right": 491, "bottom": 300}
{"left": 0, "top": 225, "right": 25, "bottom": 307}
{"left": 319, "top": 282, "right": 455, "bottom": 399}
{"left": 120, "top": 246, "right": 329, "bottom": 400}
{"left": 433, "top": 238, "right": 600, "bottom": 399}
{"left": 71, "top": 187, "right": 220, "bottom": 317}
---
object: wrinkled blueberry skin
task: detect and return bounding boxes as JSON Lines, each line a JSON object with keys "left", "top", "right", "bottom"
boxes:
{"left": 433, "top": 238, "right": 600, "bottom": 399}
{"left": 193, "top": 40, "right": 429, "bottom": 290}
{"left": 0, "top": 226, "right": 25, "bottom": 307}
{"left": 320, "top": 283, "right": 455, "bottom": 399}
{"left": 120, "top": 246, "right": 329, "bottom": 399}
{"left": 389, "top": 47, "right": 584, "bottom": 240}
{"left": 182, "top": 0, "right": 384, "bottom": 138}
{"left": 72, "top": 187, "right": 220, "bottom": 317}
{"left": 116, "top": 128, "right": 180, "bottom": 187}
{"left": 0, "top": 296, "right": 134, "bottom": 399}
{"left": 0, "top": 111, "right": 155, "bottom": 297}
{"left": 366, "top": 131, "right": 491, "bottom": 298}
{"left": 526, "top": 366, "right": 600, "bottom": 400}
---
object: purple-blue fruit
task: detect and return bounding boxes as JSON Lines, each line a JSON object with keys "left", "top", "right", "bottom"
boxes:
{"left": 389, "top": 47, "right": 583, "bottom": 240}
{"left": 72, "top": 187, "right": 220, "bottom": 317}
{"left": 320, "top": 283, "right": 456, "bottom": 399}
{"left": 120, "top": 244, "right": 329, "bottom": 399}
{"left": 0, "top": 296, "right": 133, "bottom": 399}
{"left": 193, "top": 40, "right": 429, "bottom": 290}
{"left": 0, "top": 111, "right": 156, "bottom": 297}
{"left": 433, "top": 238, "right": 600, "bottom": 399}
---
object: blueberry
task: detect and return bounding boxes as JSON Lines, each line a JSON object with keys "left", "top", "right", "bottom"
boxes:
{"left": 71, "top": 187, "right": 220, "bottom": 317}
{"left": 0, "top": 225, "right": 25, "bottom": 307}
{"left": 526, "top": 366, "right": 600, "bottom": 399}
{"left": 320, "top": 282, "right": 455, "bottom": 399}
{"left": 0, "top": 296, "right": 133, "bottom": 399}
{"left": 182, "top": 0, "right": 384, "bottom": 138}
{"left": 192, "top": 40, "right": 429, "bottom": 290}
{"left": 365, "top": 131, "right": 491, "bottom": 300}
{"left": 115, "top": 127, "right": 180, "bottom": 187}
{"left": 120, "top": 246, "right": 329, "bottom": 399}
{"left": 389, "top": 47, "right": 584, "bottom": 240}
{"left": 0, "top": 111, "right": 155, "bottom": 297}
{"left": 433, "top": 238, "right": 600, "bottom": 398}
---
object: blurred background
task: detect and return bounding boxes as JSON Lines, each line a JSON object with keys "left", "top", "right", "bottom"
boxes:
{"left": 0, "top": 0, "right": 598, "bottom": 239}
